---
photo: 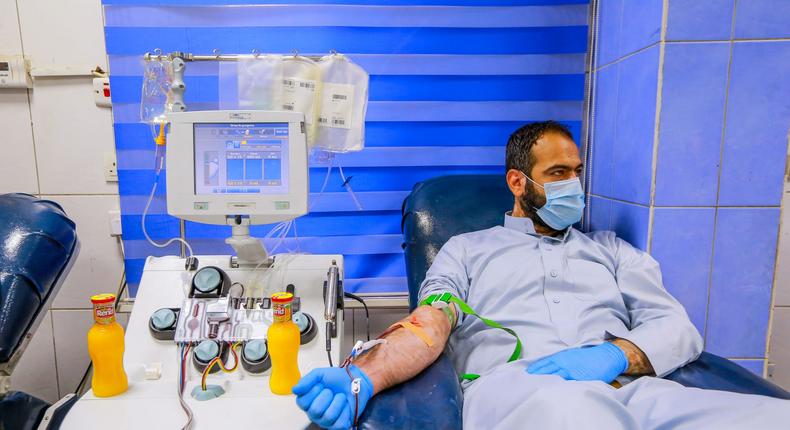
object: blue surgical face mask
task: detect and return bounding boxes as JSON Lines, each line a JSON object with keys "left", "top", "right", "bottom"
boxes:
{"left": 521, "top": 173, "right": 586, "bottom": 230}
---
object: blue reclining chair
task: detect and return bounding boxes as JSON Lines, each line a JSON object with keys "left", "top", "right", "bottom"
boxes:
{"left": 359, "top": 175, "right": 790, "bottom": 429}
{"left": 0, "top": 194, "right": 80, "bottom": 430}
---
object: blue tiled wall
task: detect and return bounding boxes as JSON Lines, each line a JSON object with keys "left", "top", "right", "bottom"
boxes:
{"left": 589, "top": 0, "right": 790, "bottom": 369}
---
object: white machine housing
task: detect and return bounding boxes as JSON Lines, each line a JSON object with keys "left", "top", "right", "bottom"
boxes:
{"left": 61, "top": 255, "right": 346, "bottom": 429}
{"left": 166, "top": 110, "right": 308, "bottom": 225}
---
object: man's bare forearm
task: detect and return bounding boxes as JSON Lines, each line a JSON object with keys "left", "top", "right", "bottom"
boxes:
{"left": 611, "top": 338, "right": 655, "bottom": 376}
{"left": 353, "top": 305, "right": 452, "bottom": 395}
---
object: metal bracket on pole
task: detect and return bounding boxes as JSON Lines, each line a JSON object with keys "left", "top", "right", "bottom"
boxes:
{"left": 169, "top": 55, "right": 187, "bottom": 113}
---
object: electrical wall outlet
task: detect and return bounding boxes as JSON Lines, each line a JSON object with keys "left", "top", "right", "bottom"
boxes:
{"left": 104, "top": 151, "right": 118, "bottom": 182}
{"left": 93, "top": 77, "right": 112, "bottom": 107}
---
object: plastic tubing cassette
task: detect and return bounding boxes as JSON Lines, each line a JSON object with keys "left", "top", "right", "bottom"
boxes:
{"left": 174, "top": 296, "right": 272, "bottom": 344}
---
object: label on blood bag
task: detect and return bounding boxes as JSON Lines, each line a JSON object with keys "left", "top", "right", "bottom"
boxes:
{"left": 282, "top": 77, "right": 317, "bottom": 126}
{"left": 318, "top": 83, "right": 354, "bottom": 130}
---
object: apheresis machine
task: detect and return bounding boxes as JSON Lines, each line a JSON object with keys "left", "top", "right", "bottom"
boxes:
{"left": 62, "top": 109, "right": 346, "bottom": 429}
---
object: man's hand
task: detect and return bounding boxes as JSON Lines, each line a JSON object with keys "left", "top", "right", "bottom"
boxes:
{"left": 526, "top": 342, "right": 628, "bottom": 383}
{"left": 293, "top": 365, "right": 374, "bottom": 430}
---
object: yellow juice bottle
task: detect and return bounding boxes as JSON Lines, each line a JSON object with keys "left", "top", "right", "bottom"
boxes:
{"left": 87, "top": 294, "right": 128, "bottom": 397}
{"left": 268, "top": 292, "right": 301, "bottom": 395}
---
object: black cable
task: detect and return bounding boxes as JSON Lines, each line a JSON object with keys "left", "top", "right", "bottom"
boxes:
{"left": 114, "top": 269, "right": 127, "bottom": 312}
{"left": 326, "top": 321, "right": 334, "bottom": 367}
{"left": 75, "top": 362, "right": 92, "bottom": 395}
{"left": 344, "top": 292, "right": 370, "bottom": 341}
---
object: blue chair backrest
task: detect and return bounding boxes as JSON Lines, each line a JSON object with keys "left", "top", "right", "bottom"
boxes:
{"left": 401, "top": 175, "right": 513, "bottom": 310}
{"left": 0, "top": 193, "right": 78, "bottom": 365}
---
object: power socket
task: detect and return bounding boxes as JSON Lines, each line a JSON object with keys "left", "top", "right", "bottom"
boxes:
{"left": 104, "top": 152, "right": 118, "bottom": 182}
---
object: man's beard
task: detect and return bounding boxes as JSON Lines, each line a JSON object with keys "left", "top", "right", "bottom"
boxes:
{"left": 519, "top": 183, "right": 558, "bottom": 234}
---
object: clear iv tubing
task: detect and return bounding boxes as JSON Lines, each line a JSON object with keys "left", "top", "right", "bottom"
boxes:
{"left": 141, "top": 144, "right": 195, "bottom": 257}
{"left": 244, "top": 218, "right": 300, "bottom": 295}
{"left": 246, "top": 153, "right": 338, "bottom": 293}
{"left": 246, "top": 252, "right": 298, "bottom": 298}
{"left": 338, "top": 165, "right": 363, "bottom": 211}
{"left": 308, "top": 156, "right": 334, "bottom": 211}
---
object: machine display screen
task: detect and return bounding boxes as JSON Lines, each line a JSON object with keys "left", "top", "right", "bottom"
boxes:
{"left": 193, "top": 123, "right": 290, "bottom": 195}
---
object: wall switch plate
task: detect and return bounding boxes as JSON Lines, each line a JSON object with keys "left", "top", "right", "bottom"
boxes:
{"left": 104, "top": 152, "right": 118, "bottom": 182}
{"left": 108, "top": 209, "right": 122, "bottom": 237}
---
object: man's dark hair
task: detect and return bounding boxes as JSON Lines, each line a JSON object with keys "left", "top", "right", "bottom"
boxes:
{"left": 505, "top": 121, "right": 574, "bottom": 175}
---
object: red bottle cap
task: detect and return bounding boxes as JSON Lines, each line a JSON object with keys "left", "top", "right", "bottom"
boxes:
{"left": 91, "top": 294, "right": 116, "bottom": 304}
{"left": 271, "top": 292, "right": 294, "bottom": 303}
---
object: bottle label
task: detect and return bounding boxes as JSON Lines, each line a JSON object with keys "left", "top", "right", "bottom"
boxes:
{"left": 93, "top": 302, "right": 116, "bottom": 325}
{"left": 273, "top": 302, "right": 291, "bottom": 323}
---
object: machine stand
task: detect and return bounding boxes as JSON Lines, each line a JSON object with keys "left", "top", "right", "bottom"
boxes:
{"left": 225, "top": 216, "right": 272, "bottom": 268}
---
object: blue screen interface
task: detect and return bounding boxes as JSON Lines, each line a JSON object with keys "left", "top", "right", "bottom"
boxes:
{"left": 193, "top": 123, "right": 289, "bottom": 195}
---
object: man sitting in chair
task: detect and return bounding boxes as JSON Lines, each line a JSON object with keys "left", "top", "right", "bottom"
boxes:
{"left": 293, "top": 121, "right": 790, "bottom": 429}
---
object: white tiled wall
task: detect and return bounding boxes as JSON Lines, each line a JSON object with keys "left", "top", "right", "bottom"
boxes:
{"left": 0, "top": 1, "right": 23, "bottom": 54}
{"left": 44, "top": 195, "right": 125, "bottom": 309}
{"left": 16, "top": 0, "right": 109, "bottom": 68}
{"left": 29, "top": 80, "right": 117, "bottom": 195}
{"left": 0, "top": 89, "right": 39, "bottom": 195}
{"left": 52, "top": 310, "right": 95, "bottom": 398}
{"left": 769, "top": 308, "right": 790, "bottom": 389}
{"left": 772, "top": 184, "right": 790, "bottom": 308}
{"left": 8, "top": 312, "right": 59, "bottom": 403}
{"left": 768, "top": 182, "right": 790, "bottom": 390}
{"left": 3, "top": 0, "right": 124, "bottom": 404}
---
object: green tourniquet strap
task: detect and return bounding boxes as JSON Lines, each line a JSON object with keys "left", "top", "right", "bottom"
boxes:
{"left": 461, "top": 373, "right": 480, "bottom": 381}
{"left": 421, "top": 292, "right": 523, "bottom": 382}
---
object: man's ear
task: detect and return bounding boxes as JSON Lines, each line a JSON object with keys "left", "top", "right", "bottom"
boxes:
{"left": 506, "top": 169, "right": 526, "bottom": 198}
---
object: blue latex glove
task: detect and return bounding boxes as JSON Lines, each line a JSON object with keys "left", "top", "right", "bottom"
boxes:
{"left": 526, "top": 342, "right": 628, "bottom": 383}
{"left": 293, "top": 365, "right": 374, "bottom": 430}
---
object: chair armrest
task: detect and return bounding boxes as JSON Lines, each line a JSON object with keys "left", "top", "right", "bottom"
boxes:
{"left": 665, "top": 352, "right": 790, "bottom": 399}
{"left": 358, "top": 353, "right": 463, "bottom": 430}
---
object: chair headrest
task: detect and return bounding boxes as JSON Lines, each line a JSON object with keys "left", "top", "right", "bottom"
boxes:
{"left": 401, "top": 175, "right": 513, "bottom": 309}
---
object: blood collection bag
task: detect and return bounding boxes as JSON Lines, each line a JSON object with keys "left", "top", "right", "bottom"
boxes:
{"left": 282, "top": 56, "right": 321, "bottom": 147}
{"left": 237, "top": 55, "right": 284, "bottom": 110}
{"left": 314, "top": 54, "right": 369, "bottom": 153}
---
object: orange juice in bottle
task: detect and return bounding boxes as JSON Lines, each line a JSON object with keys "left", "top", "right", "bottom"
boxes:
{"left": 268, "top": 292, "right": 301, "bottom": 395}
{"left": 88, "top": 294, "right": 128, "bottom": 397}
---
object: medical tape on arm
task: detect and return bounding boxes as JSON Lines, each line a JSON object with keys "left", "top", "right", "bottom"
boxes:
{"left": 379, "top": 318, "right": 435, "bottom": 347}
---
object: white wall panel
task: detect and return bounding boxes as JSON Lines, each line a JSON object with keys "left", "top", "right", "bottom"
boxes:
{"left": 9, "top": 311, "right": 59, "bottom": 403}
{"left": 773, "top": 184, "right": 790, "bottom": 307}
{"left": 0, "top": 89, "right": 38, "bottom": 194}
{"left": 29, "top": 78, "right": 116, "bottom": 195}
{"left": 52, "top": 309, "right": 94, "bottom": 398}
{"left": 45, "top": 194, "right": 124, "bottom": 309}
{"left": 769, "top": 307, "right": 790, "bottom": 390}
{"left": 0, "top": 0, "right": 23, "bottom": 54}
{"left": 16, "top": 0, "right": 107, "bottom": 67}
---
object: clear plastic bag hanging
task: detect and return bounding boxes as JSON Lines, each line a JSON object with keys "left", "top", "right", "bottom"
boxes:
{"left": 237, "top": 55, "right": 284, "bottom": 110}
{"left": 314, "top": 54, "right": 369, "bottom": 153}
{"left": 282, "top": 56, "right": 321, "bottom": 147}
{"left": 140, "top": 59, "right": 173, "bottom": 124}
